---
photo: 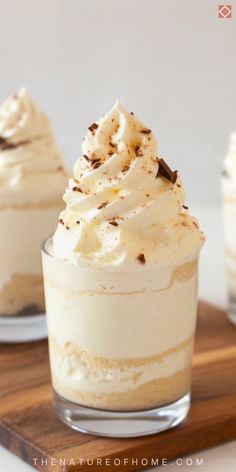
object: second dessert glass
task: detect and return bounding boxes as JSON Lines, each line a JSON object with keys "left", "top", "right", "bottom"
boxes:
{"left": 0, "top": 89, "right": 67, "bottom": 342}
{"left": 42, "top": 101, "right": 204, "bottom": 437}
{"left": 222, "top": 131, "right": 236, "bottom": 325}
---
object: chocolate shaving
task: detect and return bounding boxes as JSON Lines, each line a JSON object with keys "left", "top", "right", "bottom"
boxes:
{"left": 130, "top": 112, "right": 134, "bottom": 116}
{"left": 83, "top": 154, "right": 90, "bottom": 161}
{"left": 88, "top": 122, "right": 98, "bottom": 133}
{"left": 109, "top": 220, "right": 118, "bottom": 227}
{"left": 58, "top": 218, "right": 64, "bottom": 225}
{"left": 76, "top": 220, "right": 80, "bottom": 224}
{"left": 0, "top": 136, "right": 29, "bottom": 151}
{"left": 109, "top": 141, "right": 116, "bottom": 148}
{"left": 98, "top": 201, "right": 108, "bottom": 209}
{"left": 141, "top": 128, "right": 151, "bottom": 134}
{"left": 72, "top": 186, "right": 83, "bottom": 192}
{"left": 137, "top": 253, "right": 146, "bottom": 264}
{"left": 183, "top": 205, "right": 189, "bottom": 210}
{"left": 156, "top": 158, "right": 178, "bottom": 184}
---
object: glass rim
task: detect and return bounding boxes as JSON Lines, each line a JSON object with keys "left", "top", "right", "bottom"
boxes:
{"left": 41, "top": 236, "right": 200, "bottom": 276}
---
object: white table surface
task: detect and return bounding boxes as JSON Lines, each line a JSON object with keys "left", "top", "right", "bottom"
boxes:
{"left": 0, "top": 205, "right": 235, "bottom": 471}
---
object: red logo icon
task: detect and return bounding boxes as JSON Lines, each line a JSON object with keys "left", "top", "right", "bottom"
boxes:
{"left": 218, "top": 5, "right": 232, "bottom": 18}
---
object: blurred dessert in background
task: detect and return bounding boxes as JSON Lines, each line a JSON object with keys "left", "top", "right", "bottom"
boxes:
{"left": 222, "top": 131, "right": 236, "bottom": 324}
{"left": 43, "top": 100, "right": 205, "bottom": 412}
{"left": 0, "top": 88, "right": 67, "bottom": 316}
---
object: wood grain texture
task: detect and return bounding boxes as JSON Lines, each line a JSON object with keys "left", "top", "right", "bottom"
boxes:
{"left": 0, "top": 302, "right": 236, "bottom": 471}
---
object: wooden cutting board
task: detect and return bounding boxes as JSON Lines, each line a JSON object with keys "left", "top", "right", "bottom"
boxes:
{"left": 0, "top": 302, "right": 236, "bottom": 472}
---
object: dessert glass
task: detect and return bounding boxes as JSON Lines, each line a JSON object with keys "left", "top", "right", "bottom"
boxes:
{"left": 0, "top": 205, "right": 64, "bottom": 342}
{"left": 222, "top": 170, "right": 236, "bottom": 324}
{"left": 42, "top": 239, "right": 200, "bottom": 437}
{"left": 0, "top": 89, "right": 67, "bottom": 342}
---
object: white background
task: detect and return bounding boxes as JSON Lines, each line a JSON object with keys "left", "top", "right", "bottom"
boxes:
{"left": 0, "top": 0, "right": 236, "bottom": 204}
{"left": 0, "top": 1, "right": 236, "bottom": 470}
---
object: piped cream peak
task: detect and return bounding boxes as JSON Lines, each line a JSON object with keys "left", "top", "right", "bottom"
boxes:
{"left": 52, "top": 103, "right": 204, "bottom": 270}
{"left": 0, "top": 88, "right": 67, "bottom": 206}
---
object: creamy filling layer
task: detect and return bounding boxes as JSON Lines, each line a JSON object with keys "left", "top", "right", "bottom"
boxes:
{"left": 52, "top": 366, "right": 191, "bottom": 411}
{"left": 0, "top": 273, "right": 44, "bottom": 315}
{"left": 44, "top": 270, "right": 198, "bottom": 359}
{"left": 0, "top": 205, "right": 62, "bottom": 288}
{"left": 49, "top": 335, "right": 194, "bottom": 394}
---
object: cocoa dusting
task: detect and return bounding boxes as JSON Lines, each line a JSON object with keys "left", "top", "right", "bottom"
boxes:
{"left": 91, "top": 159, "right": 102, "bottom": 169}
{"left": 137, "top": 253, "right": 146, "bottom": 264}
{"left": 109, "top": 221, "right": 118, "bottom": 227}
{"left": 136, "top": 149, "right": 144, "bottom": 157}
{"left": 141, "top": 128, "right": 151, "bottom": 134}
{"left": 0, "top": 137, "right": 29, "bottom": 151}
{"left": 72, "top": 186, "right": 83, "bottom": 192}
{"left": 88, "top": 123, "right": 98, "bottom": 133}
{"left": 122, "top": 164, "right": 130, "bottom": 172}
{"left": 98, "top": 201, "right": 108, "bottom": 209}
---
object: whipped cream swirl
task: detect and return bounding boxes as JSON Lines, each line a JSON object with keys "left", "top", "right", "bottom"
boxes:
{"left": 53, "top": 101, "right": 204, "bottom": 270}
{"left": 0, "top": 89, "right": 67, "bottom": 206}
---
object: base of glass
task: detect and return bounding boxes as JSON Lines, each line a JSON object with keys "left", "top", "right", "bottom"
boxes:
{"left": 54, "top": 390, "right": 190, "bottom": 438}
{"left": 0, "top": 313, "right": 47, "bottom": 342}
{"left": 228, "top": 294, "right": 236, "bottom": 325}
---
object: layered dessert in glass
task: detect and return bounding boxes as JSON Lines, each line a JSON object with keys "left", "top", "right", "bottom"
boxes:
{"left": 222, "top": 131, "right": 236, "bottom": 324}
{"left": 0, "top": 89, "right": 67, "bottom": 341}
{"left": 42, "top": 101, "right": 204, "bottom": 436}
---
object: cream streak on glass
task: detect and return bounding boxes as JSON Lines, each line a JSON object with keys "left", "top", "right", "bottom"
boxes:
{"left": 0, "top": 88, "right": 67, "bottom": 316}
{"left": 43, "top": 101, "right": 205, "bottom": 413}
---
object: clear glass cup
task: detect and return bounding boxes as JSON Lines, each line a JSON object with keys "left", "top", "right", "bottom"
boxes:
{"left": 42, "top": 238, "right": 200, "bottom": 438}
{"left": 222, "top": 171, "right": 236, "bottom": 325}
{"left": 0, "top": 207, "right": 61, "bottom": 342}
